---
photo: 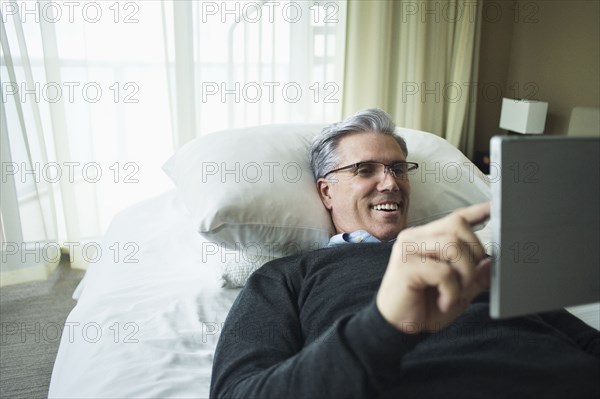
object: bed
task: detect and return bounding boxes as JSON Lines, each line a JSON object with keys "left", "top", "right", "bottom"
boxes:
{"left": 48, "top": 124, "right": 599, "bottom": 398}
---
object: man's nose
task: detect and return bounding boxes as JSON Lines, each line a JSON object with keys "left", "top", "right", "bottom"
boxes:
{"left": 377, "top": 168, "right": 400, "bottom": 191}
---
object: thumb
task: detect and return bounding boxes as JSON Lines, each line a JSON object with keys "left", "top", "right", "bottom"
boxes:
{"left": 463, "top": 257, "right": 491, "bottom": 302}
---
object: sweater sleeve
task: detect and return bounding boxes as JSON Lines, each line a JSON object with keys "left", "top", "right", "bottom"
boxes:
{"left": 209, "top": 270, "right": 424, "bottom": 399}
{"left": 538, "top": 309, "right": 600, "bottom": 358}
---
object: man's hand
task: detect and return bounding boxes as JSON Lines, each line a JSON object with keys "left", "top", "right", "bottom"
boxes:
{"left": 376, "top": 202, "right": 491, "bottom": 334}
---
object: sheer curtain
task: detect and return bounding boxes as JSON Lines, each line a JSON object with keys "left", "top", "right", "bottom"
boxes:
{"left": 2, "top": 0, "right": 484, "bottom": 286}
{"left": 0, "top": 0, "right": 346, "bottom": 285}
{"left": 342, "top": 0, "right": 482, "bottom": 158}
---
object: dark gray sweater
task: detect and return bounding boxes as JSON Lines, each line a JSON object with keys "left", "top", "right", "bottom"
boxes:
{"left": 210, "top": 242, "right": 600, "bottom": 398}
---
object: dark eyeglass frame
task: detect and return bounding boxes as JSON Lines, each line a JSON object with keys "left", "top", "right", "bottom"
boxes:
{"left": 322, "top": 161, "right": 419, "bottom": 179}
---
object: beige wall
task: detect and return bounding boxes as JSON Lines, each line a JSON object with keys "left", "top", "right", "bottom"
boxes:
{"left": 475, "top": 0, "right": 600, "bottom": 152}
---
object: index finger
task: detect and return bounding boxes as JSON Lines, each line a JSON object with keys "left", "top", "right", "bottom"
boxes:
{"left": 452, "top": 202, "right": 490, "bottom": 227}
{"left": 443, "top": 202, "right": 490, "bottom": 283}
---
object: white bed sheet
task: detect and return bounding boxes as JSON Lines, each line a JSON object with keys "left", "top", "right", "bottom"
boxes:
{"left": 49, "top": 190, "right": 240, "bottom": 398}
{"left": 49, "top": 190, "right": 599, "bottom": 398}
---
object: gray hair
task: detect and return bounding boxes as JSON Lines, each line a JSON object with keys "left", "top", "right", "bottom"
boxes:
{"left": 309, "top": 108, "right": 409, "bottom": 180}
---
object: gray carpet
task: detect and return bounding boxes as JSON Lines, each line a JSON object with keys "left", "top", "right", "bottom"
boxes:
{"left": 0, "top": 259, "right": 85, "bottom": 399}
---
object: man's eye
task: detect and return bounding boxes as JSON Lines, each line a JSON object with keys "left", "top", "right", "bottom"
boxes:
{"left": 356, "top": 164, "right": 377, "bottom": 176}
{"left": 391, "top": 165, "right": 408, "bottom": 176}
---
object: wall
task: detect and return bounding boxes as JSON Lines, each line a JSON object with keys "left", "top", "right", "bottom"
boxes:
{"left": 475, "top": 0, "right": 600, "bottom": 153}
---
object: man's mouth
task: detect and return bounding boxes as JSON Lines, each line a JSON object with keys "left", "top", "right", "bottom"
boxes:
{"left": 370, "top": 202, "right": 401, "bottom": 212}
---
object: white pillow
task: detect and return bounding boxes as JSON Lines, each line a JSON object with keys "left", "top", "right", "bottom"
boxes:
{"left": 399, "top": 127, "right": 491, "bottom": 226}
{"left": 163, "top": 124, "right": 491, "bottom": 287}
{"left": 163, "top": 124, "right": 334, "bottom": 259}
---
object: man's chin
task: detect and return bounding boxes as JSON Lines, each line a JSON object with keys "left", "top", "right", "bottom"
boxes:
{"left": 369, "top": 224, "right": 405, "bottom": 242}
{"left": 368, "top": 213, "right": 406, "bottom": 239}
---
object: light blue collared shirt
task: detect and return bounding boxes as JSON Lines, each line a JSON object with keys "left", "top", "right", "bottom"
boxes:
{"left": 327, "top": 230, "right": 389, "bottom": 247}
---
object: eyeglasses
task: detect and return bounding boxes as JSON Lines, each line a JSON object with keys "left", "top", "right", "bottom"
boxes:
{"left": 322, "top": 161, "right": 419, "bottom": 180}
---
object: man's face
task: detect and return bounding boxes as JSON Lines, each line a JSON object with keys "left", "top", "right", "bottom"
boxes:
{"left": 317, "top": 132, "right": 411, "bottom": 241}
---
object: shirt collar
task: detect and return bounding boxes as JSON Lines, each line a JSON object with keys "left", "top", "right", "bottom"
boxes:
{"left": 327, "top": 230, "right": 387, "bottom": 247}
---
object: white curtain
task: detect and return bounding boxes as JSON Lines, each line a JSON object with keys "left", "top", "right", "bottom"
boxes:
{"left": 0, "top": 0, "right": 347, "bottom": 284}
{"left": 1, "top": 0, "right": 483, "bottom": 286}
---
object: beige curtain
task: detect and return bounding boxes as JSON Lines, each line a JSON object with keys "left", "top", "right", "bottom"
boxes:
{"left": 342, "top": 0, "right": 482, "bottom": 158}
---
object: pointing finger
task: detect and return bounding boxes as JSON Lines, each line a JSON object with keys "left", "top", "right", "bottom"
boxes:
{"left": 452, "top": 202, "right": 490, "bottom": 227}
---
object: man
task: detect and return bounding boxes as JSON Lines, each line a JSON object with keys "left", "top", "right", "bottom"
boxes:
{"left": 210, "top": 109, "right": 599, "bottom": 398}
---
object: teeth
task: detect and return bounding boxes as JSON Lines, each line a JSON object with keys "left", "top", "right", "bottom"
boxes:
{"left": 372, "top": 203, "right": 399, "bottom": 211}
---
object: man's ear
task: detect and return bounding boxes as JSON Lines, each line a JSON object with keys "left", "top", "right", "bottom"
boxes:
{"left": 316, "top": 178, "right": 333, "bottom": 210}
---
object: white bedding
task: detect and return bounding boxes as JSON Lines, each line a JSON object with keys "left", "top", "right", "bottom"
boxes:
{"left": 49, "top": 190, "right": 240, "bottom": 398}
{"left": 48, "top": 187, "right": 495, "bottom": 398}
{"left": 49, "top": 188, "right": 599, "bottom": 398}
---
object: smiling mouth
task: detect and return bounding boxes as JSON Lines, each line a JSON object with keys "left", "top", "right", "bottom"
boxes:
{"left": 370, "top": 202, "right": 401, "bottom": 212}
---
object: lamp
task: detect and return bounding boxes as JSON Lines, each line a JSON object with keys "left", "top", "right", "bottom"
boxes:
{"left": 499, "top": 98, "right": 548, "bottom": 134}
